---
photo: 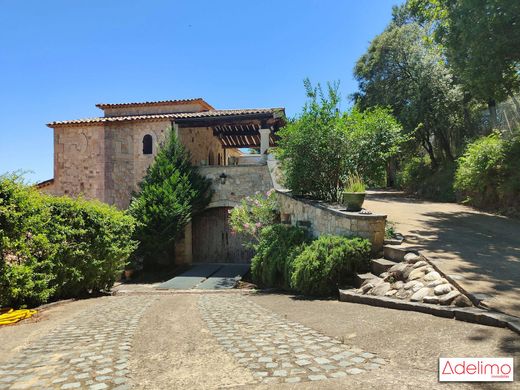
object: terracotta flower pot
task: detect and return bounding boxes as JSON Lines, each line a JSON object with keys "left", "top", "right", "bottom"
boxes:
{"left": 341, "top": 192, "right": 366, "bottom": 212}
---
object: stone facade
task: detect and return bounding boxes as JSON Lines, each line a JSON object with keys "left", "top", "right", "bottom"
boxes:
{"left": 198, "top": 165, "right": 274, "bottom": 208}
{"left": 277, "top": 191, "right": 386, "bottom": 255}
{"left": 45, "top": 120, "right": 235, "bottom": 209}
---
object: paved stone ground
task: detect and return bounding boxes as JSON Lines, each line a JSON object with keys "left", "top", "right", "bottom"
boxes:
{"left": 364, "top": 191, "right": 520, "bottom": 318}
{"left": 198, "top": 294, "right": 386, "bottom": 385}
{"left": 0, "top": 296, "right": 156, "bottom": 390}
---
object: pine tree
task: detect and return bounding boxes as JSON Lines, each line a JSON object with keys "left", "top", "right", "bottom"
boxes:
{"left": 129, "top": 129, "right": 212, "bottom": 266}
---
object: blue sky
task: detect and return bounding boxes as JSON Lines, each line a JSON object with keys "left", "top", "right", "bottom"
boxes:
{"left": 0, "top": 0, "right": 401, "bottom": 183}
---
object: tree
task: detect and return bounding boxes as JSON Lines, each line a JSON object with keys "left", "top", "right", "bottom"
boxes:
{"left": 276, "top": 79, "right": 348, "bottom": 202}
{"left": 354, "top": 12, "right": 481, "bottom": 166}
{"left": 408, "top": 0, "right": 520, "bottom": 127}
{"left": 129, "top": 129, "right": 211, "bottom": 266}
{"left": 345, "top": 107, "right": 407, "bottom": 187}
{"left": 276, "top": 80, "right": 405, "bottom": 199}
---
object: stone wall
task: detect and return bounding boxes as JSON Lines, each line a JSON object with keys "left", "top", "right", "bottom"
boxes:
{"left": 52, "top": 124, "right": 106, "bottom": 200}
{"left": 198, "top": 165, "right": 274, "bottom": 208}
{"left": 277, "top": 191, "right": 386, "bottom": 255}
{"left": 50, "top": 121, "right": 241, "bottom": 209}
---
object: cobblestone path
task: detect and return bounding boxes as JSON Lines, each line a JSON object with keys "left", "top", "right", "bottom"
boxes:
{"left": 199, "top": 294, "right": 387, "bottom": 384}
{"left": 0, "top": 296, "right": 156, "bottom": 390}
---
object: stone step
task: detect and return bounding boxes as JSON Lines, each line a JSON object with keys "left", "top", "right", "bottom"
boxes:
{"left": 383, "top": 244, "right": 419, "bottom": 262}
{"left": 371, "top": 258, "right": 398, "bottom": 276}
{"left": 354, "top": 272, "right": 379, "bottom": 288}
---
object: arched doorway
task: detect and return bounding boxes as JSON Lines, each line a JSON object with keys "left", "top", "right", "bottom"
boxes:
{"left": 192, "top": 207, "right": 253, "bottom": 263}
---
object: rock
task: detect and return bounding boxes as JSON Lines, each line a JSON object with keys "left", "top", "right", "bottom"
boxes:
{"left": 404, "top": 253, "right": 420, "bottom": 263}
{"left": 411, "top": 282, "right": 425, "bottom": 292}
{"left": 404, "top": 280, "right": 421, "bottom": 290}
{"left": 424, "top": 271, "right": 441, "bottom": 282}
{"left": 410, "top": 287, "right": 432, "bottom": 302}
{"left": 412, "top": 260, "right": 428, "bottom": 269}
{"left": 395, "top": 289, "right": 412, "bottom": 299}
{"left": 439, "top": 290, "right": 461, "bottom": 305}
{"left": 360, "top": 283, "right": 374, "bottom": 293}
{"left": 434, "top": 284, "right": 452, "bottom": 296}
{"left": 370, "top": 282, "right": 392, "bottom": 296}
{"left": 380, "top": 272, "right": 389, "bottom": 279}
{"left": 385, "top": 289, "right": 397, "bottom": 297}
{"left": 402, "top": 265, "right": 416, "bottom": 279}
{"left": 408, "top": 268, "right": 427, "bottom": 280}
{"left": 452, "top": 294, "right": 472, "bottom": 307}
{"left": 423, "top": 296, "right": 439, "bottom": 304}
{"left": 362, "top": 277, "right": 381, "bottom": 287}
{"left": 389, "top": 262, "right": 408, "bottom": 273}
{"left": 427, "top": 279, "right": 448, "bottom": 288}
{"left": 424, "top": 267, "right": 434, "bottom": 274}
{"left": 393, "top": 281, "right": 404, "bottom": 290}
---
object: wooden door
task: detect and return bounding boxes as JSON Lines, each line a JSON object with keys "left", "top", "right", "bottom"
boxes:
{"left": 192, "top": 207, "right": 253, "bottom": 263}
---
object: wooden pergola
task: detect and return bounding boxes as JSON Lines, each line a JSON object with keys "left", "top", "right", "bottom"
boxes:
{"left": 174, "top": 110, "right": 285, "bottom": 149}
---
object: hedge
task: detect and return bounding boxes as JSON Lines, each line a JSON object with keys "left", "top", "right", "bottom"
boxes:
{"left": 290, "top": 235, "right": 371, "bottom": 296}
{"left": 0, "top": 176, "right": 137, "bottom": 307}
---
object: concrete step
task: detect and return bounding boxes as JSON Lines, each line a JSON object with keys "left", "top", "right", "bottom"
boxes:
{"left": 383, "top": 244, "right": 419, "bottom": 262}
{"left": 371, "top": 258, "right": 398, "bottom": 276}
{"left": 354, "top": 272, "right": 379, "bottom": 288}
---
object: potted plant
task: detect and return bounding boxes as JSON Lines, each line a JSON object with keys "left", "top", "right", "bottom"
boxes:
{"left": 341, "top": 174, "right": 366, "bottom": 211}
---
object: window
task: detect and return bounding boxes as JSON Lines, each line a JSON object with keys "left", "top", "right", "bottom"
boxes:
{"left": 143, "top": 134, "right": 153, "bottom": 155}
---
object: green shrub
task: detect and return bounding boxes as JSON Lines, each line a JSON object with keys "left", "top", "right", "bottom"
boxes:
{"left": 229, "top": 190, "right": 279, "bottom": 246}
{"left": 0, "top": 175, "right": 137, "bottom": 307}
{"left": 455, "top": 132, "right": 520, "bottom": 213}
{"left": 398, "top": 156, "right": 456, "bottom": 202}
{"left": 250, "top": 224, "right": 308, "bottom": 289}
{"left": 290, "top": 235, "right": 371, "bottom": 296}
{"left": 0, "top": 175, "right": 56, "bottom": 307}
{"left": 46, "top": 196, "right": 137, "bottom": 298}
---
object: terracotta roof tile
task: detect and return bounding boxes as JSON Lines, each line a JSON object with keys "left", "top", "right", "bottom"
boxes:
{"left": 95, "top": 98, "right": 213, "bottom": 110}
{"left": 47, "top": 108, "right": 285, "bottom": 127}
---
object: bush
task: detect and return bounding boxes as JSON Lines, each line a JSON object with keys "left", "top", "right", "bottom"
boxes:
{"left": 276, "top": 80, "right": 405, "bottom": 200}
{"left": 250, "top": 224, "right": 308, "bottom": 289}
{"left": 455, "top": 132, "right": 520, "bottom": 213}
{"left": 399, "top": 156, "right": 456, "bottom": 202}
{"left": 0, "top": 175, "right": 137, "bottom": 307}
{"left": 228, "top": 190, "right": 279, "bottom": 246}
{"left": 290, "top": 235, "right": 371, "bottom": 296}
{"left": 0, "top": 175, "right": 56, "bottom": 307}
{"left": 46, "top": 196, "right": 137, "bottom": 298}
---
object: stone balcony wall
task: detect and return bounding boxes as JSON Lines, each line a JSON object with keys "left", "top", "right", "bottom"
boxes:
{"left": 198, "top": 164, "right": 273, "bottom": 208}
{"left": 277, "top": 191, "right": 386, "bottom": 255}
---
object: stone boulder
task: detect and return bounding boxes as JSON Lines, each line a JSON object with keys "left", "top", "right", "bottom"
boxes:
{"left": 410, "top": 287, "right": 432, "bottom": 302}
{"left": 434, "top": 284, "right": 452, "bottom": 296}
{"left": 370, "top": 282, "right": 392, "bottom": 296}
{"left": 439, "top": 290, "right": 461, "bottom": 305}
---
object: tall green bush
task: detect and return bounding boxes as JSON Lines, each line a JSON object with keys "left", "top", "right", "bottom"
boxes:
{"left": 46, "top": 196, "right": 137, "bottom": 298}
{"left": 276, "top": 80, "right": 405, "bottom": 201}
{"left": 129, "top": 130, "right": 211, "bottom": 266}
{"left": 455, "top": 132, "right": 520, "bottom": 212}
{"left": 250, "top": 224, "right": 308, "bottom": 289}
{"left": 0, "top": 175, "right": 137, "bottom": 307}
{"left": 276, "top": 80, "right": 347, "bottom": 201}
{"left": 290, "top": 235, "right": 371, "bottom": 296}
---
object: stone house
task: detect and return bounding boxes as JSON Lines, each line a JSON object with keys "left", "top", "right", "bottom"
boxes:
{"left": 39, "top": 98, "right": 285, "bottom": 264}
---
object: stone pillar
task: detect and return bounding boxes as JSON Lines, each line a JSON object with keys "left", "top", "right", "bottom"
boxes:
{"left": 259, "top": 128, "right": 271, "bottom": 162}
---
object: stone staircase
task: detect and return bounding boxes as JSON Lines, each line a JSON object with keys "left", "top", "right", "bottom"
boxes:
{"left": 354, "top": 244, "right": 420, "bottom": 288}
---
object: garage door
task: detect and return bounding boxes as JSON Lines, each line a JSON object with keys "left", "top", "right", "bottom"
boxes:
{"left": 192, "top": 207, "right": 253, "bottom": 263}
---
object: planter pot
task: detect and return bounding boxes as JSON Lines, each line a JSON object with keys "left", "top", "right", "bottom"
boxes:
{"left": 341, "top": 192, "right": 366, "bottom": 212}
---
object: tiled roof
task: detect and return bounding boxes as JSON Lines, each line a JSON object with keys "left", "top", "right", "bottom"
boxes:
{"left": 47, "top": 108, "right": 285, "bottom": 127}
{"left": 95, "top": 98, "right": 213, "bottom": 110}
